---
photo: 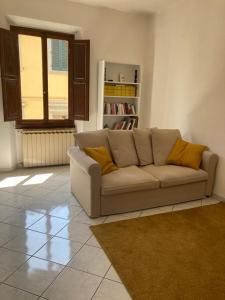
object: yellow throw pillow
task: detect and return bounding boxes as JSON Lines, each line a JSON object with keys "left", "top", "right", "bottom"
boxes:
{"left": 84, "top": 146, "right": 118, "bottom": 175}
{"left": 167, "top": 139, "right": 207, "bottom": 169}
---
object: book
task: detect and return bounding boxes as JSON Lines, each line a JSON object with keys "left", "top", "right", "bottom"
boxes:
{"left": 104, "top": 102, "right": 136, "bottom": 115}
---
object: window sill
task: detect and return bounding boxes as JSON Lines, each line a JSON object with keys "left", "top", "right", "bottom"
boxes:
{"left": 15, "top": 119, "right": 75, "bottom": 129}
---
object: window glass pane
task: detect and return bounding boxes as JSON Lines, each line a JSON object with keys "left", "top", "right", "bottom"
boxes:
{"left": 47, "top": 38, "right": 69, "bottom": 120}
{"left": 18, "top": 34, "right": 44, "bottom": 120}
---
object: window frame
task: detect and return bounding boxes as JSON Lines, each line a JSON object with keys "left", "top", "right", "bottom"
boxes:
{"left": 11, "top": 26, "right": 74, "bottom": 129}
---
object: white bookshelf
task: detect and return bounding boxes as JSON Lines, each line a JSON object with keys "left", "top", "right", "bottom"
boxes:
{"left": 97, "top": 60, "right": 141, "bottom": 130}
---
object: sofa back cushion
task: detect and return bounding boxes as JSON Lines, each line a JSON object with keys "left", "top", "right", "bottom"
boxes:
{"left": 151, "top": 128, "right": 181, "bottom": 165}
{"left": 75, "top": 129, "right": 111, "bottom": 154}
{"left": 108, "top": 130, "right": 139, "bottom": 167}
{"left": 133, "top": 128, "right": 153, "bottom": 166}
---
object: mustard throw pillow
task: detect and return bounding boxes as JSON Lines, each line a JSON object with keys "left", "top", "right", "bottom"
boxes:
{"left": 84, "top": 146, "right": 118, "bottom": 175}
{"left": 167, "top": 139, "right": 207, "bottom": 169}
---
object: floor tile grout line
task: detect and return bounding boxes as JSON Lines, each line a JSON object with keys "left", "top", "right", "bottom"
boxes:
{"left": 38, "top": 264, "right": 67, "bottom": 298}
{"left": 1, "top": 215, "right": 46, "bottom": 231}
{"left": 1, "top": 256, "right": 32, "bottom": 284}
{"left": 91, "top": 276, "right": 105, "bottom": 300}
{"left": 2, "top": 237, "right": 56, "bottom": 284}
{"left": 0, "top": 282, "right": 48, "bottom": 299}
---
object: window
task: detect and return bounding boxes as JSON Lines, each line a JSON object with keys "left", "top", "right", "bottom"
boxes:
{"left": 0, "top": 27, "right": 90, "bottom": 128}
{"left": 19, "top": 34, "right": 44, "bottom": 120}
{"left": 51, "top": 39, "right": 68, "bottom": 72}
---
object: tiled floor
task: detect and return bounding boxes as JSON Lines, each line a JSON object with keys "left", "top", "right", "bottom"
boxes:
{"left": 0, "top": 166, "right": 220, "bottom": 299}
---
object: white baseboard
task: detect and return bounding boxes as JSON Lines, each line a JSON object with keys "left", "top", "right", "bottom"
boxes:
{"left": 213, "top": 193, "right": 225, "bottom": 202}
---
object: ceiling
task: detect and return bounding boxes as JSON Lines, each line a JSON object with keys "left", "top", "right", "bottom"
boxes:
{"left": 68, "top": 0, "right": 178, "bottom": 14}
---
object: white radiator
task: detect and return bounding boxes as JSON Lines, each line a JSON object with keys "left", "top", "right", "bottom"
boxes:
{"left": 22, "top": 129, "right": 75, "bottom": 167}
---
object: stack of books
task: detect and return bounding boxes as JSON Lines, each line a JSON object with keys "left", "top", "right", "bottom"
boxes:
{"left": 111, "top": 117, "right": 138, "bottom": 130}
{"left": 104, "top": 103, "right": 136, "bottom": 115}
{"left": 104, "top": 84, "right": 136, "bottom": 97}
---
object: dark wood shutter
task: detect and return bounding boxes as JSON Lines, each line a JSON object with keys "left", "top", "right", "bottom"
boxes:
{"left": 71, "top": 40, "right": 90, "bottom": 120}
{"left": 0, "top": 28, "right": 21, "bottom": 121}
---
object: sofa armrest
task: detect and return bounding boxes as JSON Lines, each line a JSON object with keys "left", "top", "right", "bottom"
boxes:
{"left": 68, "top": 146, "right": 101, "bottom": 217}
{"left": 201, "top": 150, "right": 218, "bottom": 196}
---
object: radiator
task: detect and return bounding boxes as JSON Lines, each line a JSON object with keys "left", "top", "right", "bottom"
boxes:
{"left": 22, "top": 129, "right": 75, "bottom": 167}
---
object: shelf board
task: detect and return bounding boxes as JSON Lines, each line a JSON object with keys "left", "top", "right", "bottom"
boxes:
{"left": 104, "top": 114, "right": 138, "bottom": 117}
{"left": 104, "top": 81, "right": 140, "bottom": 85}
{"left": 104, "top": 96, "right": 139, "bottom": 99}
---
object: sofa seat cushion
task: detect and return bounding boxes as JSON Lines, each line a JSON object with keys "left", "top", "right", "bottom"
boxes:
{"left": 101, "top": 166, "right": 160, "bottom": 195}
{"left": 141, "top": 165, "right": 208, "bottom": 188}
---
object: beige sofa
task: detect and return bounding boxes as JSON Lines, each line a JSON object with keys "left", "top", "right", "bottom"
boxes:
{"left": 68, "top": 128, "right": 218, "bottom": 218}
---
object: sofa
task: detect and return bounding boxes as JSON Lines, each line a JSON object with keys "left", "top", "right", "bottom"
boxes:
{"left": 68, "top": 128, "right": 218, "bottom": 218}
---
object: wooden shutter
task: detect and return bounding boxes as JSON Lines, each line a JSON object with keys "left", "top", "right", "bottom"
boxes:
{"left": 71, "top": 40, "right": 90, "bottom": 120}
{"left": 0, "top": 28, "right": 21, "bottom": 121}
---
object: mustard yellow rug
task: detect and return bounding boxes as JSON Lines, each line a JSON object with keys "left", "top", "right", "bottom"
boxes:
{"left": 90, "top": 203, "right": 225, "bottom": 300}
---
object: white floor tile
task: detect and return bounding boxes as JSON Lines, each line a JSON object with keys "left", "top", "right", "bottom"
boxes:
{"left": 42, "top": 190, "right": 70, "bottom": 204}
{"left": 73, "top": 210, "right": 107, "bottom": 225}
{"left": 104, "top": 211, "right": 140, "bottom": 223}
{"left": 202, "top": 197, "right": 220, "bottom": 206}
{"left": 56, "top": 221, "right": 92, "bottom": 244}
{"left": 4, "top": 230, "right": 50, "bottom": 255}
{"left": 172, "top": 200, "right": 202, "bottom": 211}
{"left": 43, "top": 267, "right": 102, "bottom": 300}
{"left": 0, "top": 284, "right": 39, "bottom": 300}
{"left": 86, "top": 235, "right": 101, "bottom": 248}
{"left": 6, "top": 257, "right": 63, "bottom": 295}
{"left": 3, "top": 210, "right": 44, "bottom": 228}
{"left": 105, "top": 266, "right": 121, "bottom": 283}
{"left": 34, "top": 237, "right": 83, "bottom": 265}
{"left": 49, "top": 203, "right": 82, "bottom": 220}
{"left": 28, "top": 215, "right": 68, "bottom": 235}
{"left": 22, "top": 186, "right": 51, "bottom": 198}
{"left": 0, "top": 193, "right": 34, "bottom": 209}
{"left": 66, "top": 194, "right": 81, "bottom": 207}
{"left": 140, "top": 205, "right": 173, "bottom": 217}
{"left": 0, "top": 248, "right": 30, "bottom": 281}
{"left": 0, "top": 204, "right": 22, "bottom": 222}
{"left": 68, "top": 245, "right": 110, "bottom": 277}
{"left": 22, "top": 198, "right": 57, "bottom": 214}
{"left": 0, "top": 223, "right": 25, "bottom": 246}
{"left": 93, "top": 279, "right": 131, "bottom": 300}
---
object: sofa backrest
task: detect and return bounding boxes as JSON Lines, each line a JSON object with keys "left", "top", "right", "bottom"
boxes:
{"left": 151, "top": 128, "right": 181, "bottom": 165}
{"left": 75, "top": 128, "right": 182, "bottom": 167}
{"left": 108, "top": 130, "right": 139, "bottom": 167}
{"left": 133, "top": 128, "right": 153, "bottom": 166}
{"left": 74, "top": 128, "right": 111, "bottom": 154}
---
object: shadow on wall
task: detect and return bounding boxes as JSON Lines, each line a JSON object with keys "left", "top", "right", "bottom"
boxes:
{"left": 186, "top": 82, "right": 225, "bottom": 198}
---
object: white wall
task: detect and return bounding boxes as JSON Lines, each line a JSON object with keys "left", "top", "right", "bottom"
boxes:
{"left": 151, "top": 0, "right": 225, "bottom": 198}
{"left": 0, "top": 0, "right": 154, "bottom": 170}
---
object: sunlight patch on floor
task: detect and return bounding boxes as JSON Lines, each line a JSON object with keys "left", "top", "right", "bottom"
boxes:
{"left": 0, "top": 176, "right": 30, "bottom": 188}
{"left": 23, "top": 173, "right": 53, "bottom": 186}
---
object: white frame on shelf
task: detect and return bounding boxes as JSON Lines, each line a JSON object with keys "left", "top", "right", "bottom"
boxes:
{"left": 97, "top": 60, "right": 142, "bottom": 130}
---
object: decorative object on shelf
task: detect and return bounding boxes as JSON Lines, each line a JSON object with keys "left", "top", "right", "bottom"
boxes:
{"left": 104, "top": 67, "right": 107, "bottom": 81}
{"left": 134, "top": 69, "right": 138, "bottom": 83}
{"left": 119, "top": 72, "right": 125, "bottom": 82}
